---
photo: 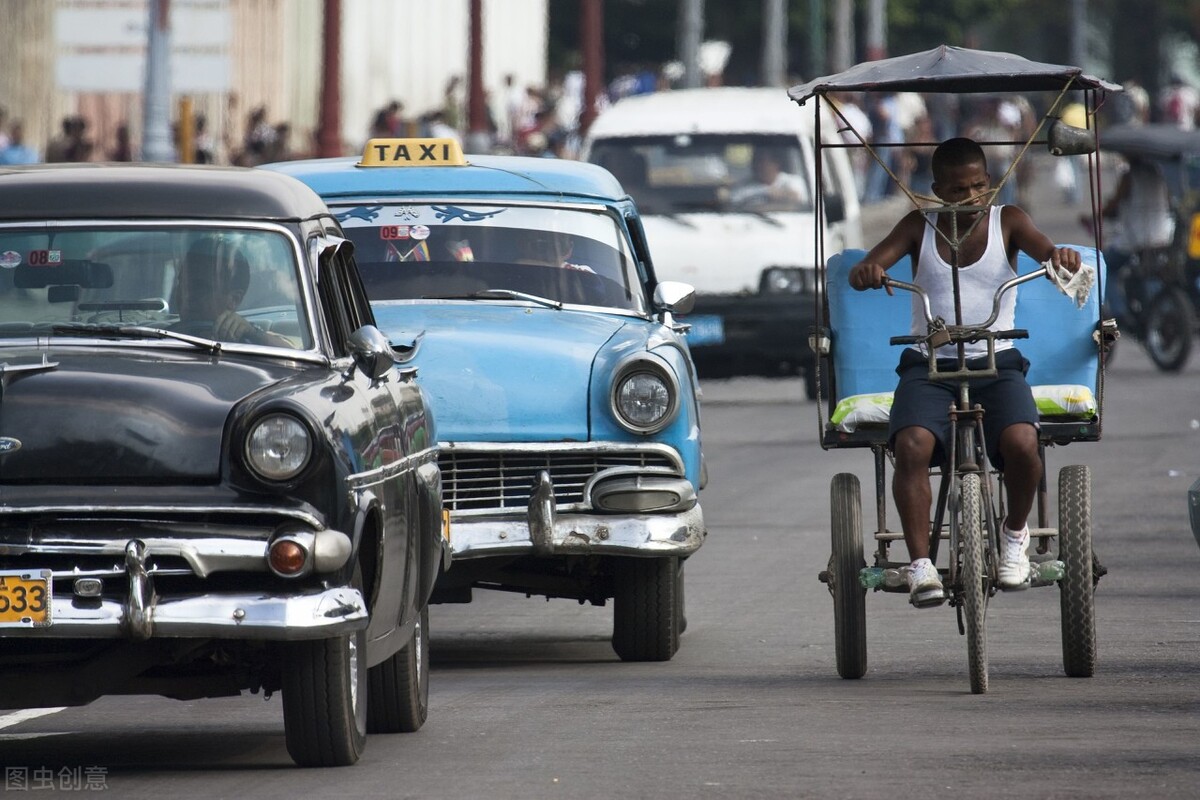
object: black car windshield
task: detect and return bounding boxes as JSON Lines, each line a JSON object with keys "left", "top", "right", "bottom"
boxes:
{"left": 589, "top": 134, "right": 812, "bottom": 215}
{"left": 335, "top": 203, "right": 647, "bottom": 314}
{"left": 0, "top": 226, "right": 311, "bottom": 349}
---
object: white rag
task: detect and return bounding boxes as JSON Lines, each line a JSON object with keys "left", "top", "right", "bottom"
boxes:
{"left": 1045, "top": 260, "right": 1095, "bottom": 308}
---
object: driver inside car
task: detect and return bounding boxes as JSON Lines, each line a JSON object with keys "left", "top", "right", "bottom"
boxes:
{"left": 174, "top": 238, "right": 295, "bottom": 347}
{"left": 515, "top": 230, "right": 595, "bottom": 273}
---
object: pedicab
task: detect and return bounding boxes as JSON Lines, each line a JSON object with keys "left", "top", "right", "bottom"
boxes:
{"left": 1094, "top": 123, "right": 1200, "bottom": 371}
{"left": 788, "top": 46, "right": 1120, "bottom": 693}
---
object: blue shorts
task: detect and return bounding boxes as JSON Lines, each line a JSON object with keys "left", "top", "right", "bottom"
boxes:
{"left": 887, "top": 347, "right": 1039, "bottom": 470}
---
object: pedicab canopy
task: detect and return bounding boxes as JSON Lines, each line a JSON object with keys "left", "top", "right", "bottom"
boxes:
{"left": 788, "top": 44, "right": 1121, "bottom": 103}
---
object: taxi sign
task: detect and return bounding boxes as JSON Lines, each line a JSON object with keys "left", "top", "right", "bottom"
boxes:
{"left": 358, "top": 138, "right": 467, "bottom": 168}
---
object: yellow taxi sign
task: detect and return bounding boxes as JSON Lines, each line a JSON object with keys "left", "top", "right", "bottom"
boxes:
{"left": 358, "top": 138, "right": 467, "bottom": 167}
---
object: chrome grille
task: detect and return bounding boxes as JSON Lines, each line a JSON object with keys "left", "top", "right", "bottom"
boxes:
{"left": 440, "top": 444, "right": 679, "bottom": 513}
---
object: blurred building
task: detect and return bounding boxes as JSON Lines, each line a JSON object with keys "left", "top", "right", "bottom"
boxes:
{"left": 0, "top": 0, "right": 547, "bottom": 162}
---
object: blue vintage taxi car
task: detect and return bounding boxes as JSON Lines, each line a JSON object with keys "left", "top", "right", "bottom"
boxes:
{"left": 0, "top": 164, "right": 445, "bottom": 767}
{"left": 265, "top": 139, "right": 706, "bottom": 661}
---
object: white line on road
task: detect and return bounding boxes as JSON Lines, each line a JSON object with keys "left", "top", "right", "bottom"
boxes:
{"left": 0, "top": 707, "right": 67, "bottom": 730}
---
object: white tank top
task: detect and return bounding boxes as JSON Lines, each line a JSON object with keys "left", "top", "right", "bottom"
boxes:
{"left": 913, "top": 204, "right": 1016, "bottom": 358}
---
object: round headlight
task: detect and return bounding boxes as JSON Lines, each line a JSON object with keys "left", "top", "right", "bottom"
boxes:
{"left": 246, "top": 414, "right": 312, "bottom": 481}
{"left": 613, "top": 365, "right": 678, "bottom": 434}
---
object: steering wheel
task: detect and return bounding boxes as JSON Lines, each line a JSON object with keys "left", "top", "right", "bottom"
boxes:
{"left": 171, "top": 319, "right": 216, "bottom": 338}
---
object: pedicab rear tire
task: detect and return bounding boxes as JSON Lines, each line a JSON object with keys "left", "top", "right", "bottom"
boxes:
{"left": 959, "top": 473, "right": 989, "bottom": 695}
{"left": 1058, "top": 464, "right": 1096, "bottom": 678}
{"left": 1144, "top": 286, "right": 1194, "bottom": 372}
{"left": 830, "top": 473, "right": 867, "bottom": 679}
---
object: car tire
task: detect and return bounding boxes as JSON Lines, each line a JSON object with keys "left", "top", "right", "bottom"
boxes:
{"left": 281, "top": 626, "right": 368, "bottom": 767}
{"left": 612, "top": 556, "right": 680, "bottom": 662}
{"left": 367, "top": 605, "right": 430, "bottom": 734}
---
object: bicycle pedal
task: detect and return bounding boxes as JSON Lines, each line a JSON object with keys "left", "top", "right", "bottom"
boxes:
{"left": 998, "top": 579, "right": 1032, "bottom": 592}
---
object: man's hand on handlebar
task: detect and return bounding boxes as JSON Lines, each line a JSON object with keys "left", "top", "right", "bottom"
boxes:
{"left": 848, "top": 261, "right": 895, "bottom": 295}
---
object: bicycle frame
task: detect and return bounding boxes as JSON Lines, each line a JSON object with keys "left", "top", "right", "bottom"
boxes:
{"left": 883, "top": 265, "right": 1048, "bottom": 604}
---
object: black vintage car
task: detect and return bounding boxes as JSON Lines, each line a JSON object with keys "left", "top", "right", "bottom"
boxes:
{"left": 0, "top": 164, "right": 445, "bottom": 767}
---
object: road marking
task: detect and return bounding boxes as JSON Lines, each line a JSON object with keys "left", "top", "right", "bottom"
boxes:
{"left": 0, "top": 707, "right": 67, "bottom": 730}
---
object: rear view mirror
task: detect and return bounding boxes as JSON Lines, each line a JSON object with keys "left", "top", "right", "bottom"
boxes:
{"left": 14, "top": 259, "right": 114, "bottom": 289}
{"left": 1047, "top": 119, "right": 1096, "bottom": 156}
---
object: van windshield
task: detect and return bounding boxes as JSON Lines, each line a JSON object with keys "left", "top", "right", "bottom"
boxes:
{"left": 590, "top": 135, "right": 812, "bottom": 215}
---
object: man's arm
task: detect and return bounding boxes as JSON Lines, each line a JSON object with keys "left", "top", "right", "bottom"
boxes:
{"left": 1003, "top": 205, "right": 1082, "bottom": 274}
{"left": 848, "top": 210, "right": 925, "bottom": 294}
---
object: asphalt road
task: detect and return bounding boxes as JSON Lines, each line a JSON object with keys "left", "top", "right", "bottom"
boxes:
{"left": 2, "top": 155, "right": 1198, "bottom": 799}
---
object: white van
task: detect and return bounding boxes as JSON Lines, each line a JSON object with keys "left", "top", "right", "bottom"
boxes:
{"left": 581, "top": 87, "right": 862, "bottom": 396}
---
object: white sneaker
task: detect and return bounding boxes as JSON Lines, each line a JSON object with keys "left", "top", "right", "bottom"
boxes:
{"left": 906, "top": 558, "right": 945, "bottom": 608}
{"left": 998, "top": 525, "right": 1032, "bottom": 588}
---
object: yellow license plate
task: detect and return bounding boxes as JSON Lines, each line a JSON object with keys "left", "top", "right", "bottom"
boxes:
{"left": 0, "top": 570, "right": 52, "bottom": 627}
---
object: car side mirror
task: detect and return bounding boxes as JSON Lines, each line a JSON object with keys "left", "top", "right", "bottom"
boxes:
{"left": 349, "top": 325, "right": 399, "bottom": 380}
{"left": 654, "top": 281, "right": 696, "bottom": 315}
{"left": 823, "top": 191, "right": 846, "bottom": 223}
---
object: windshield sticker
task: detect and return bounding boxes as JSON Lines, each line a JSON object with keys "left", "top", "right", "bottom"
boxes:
{"left": 409, "top": 225, "right": 430, "bottom": 241}
{"left": 336, "top": 205, "right": 382, "bottom": 223}
{"left": 0, "top": 250, "right": 20, "bottom": 269}
{"left": 381, "top": 225, "right": 411, "bottom": 240}
{"left": 431, "top": 205, "right": 506, "bottom": 223}
{"left": 27, "top": 250, "right": 62, "bottom": 266}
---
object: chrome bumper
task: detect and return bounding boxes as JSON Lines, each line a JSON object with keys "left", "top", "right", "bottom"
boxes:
{"left": 1, "top": 538, "right": 366, "bottom": 641}
{"left": 447, "top": 503, "right": 706, "bottom": 559}
{"left": 1, "top": 585, "right": 368, "bottom": 640}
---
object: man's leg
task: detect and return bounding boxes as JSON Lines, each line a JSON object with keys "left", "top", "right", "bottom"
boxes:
{"left": 997, "top": 421, "right": 1042, "bottom": 587}
{"left": 892, "top": 425, "right": 945, "bottom": 607}
{"left": 892, "top": 425, "right": 937, "bottom": 560}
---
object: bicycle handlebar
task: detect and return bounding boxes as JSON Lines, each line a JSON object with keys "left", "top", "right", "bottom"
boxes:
{"left": 880, "top": 264, "right": 1049, "bottom": 347}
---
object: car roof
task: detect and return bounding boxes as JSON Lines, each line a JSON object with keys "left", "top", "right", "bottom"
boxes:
{"left": 584, "top": 86, "right": 811, "bottom": 139}
{"left": 265, "top": 153, "right": 629, "bottom": 205}
{"left": 0, "top": 164, "right": 333, "bottom": 222}
{"left": 1100, "top": 124, "right": 1200, "bottom": 160}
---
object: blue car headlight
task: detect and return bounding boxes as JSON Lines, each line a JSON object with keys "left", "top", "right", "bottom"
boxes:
{"left": 610, "top": 358, "right": 680, "bottom": 435}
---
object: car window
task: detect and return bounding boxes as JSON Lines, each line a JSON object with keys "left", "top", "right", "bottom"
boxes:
{"left": 0, "top": 226, "right": 311, "bottom": 348}
{"left": 335, "top": 204, "right": 647, "bottom": 313}
{"left": 590, "top": 134, "right": 812, "bottom": 214}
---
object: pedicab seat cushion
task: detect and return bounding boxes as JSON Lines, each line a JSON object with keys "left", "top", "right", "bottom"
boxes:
{"left": 824, "top": 245, "right": 1105, "bottom": 433}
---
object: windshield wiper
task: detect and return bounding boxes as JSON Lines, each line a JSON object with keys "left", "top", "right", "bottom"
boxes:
{"left": 425, "top": 289, "right": 563, "bottom": 309}
{"left": 49, "top": 323, "right": 223, "bottom": 353}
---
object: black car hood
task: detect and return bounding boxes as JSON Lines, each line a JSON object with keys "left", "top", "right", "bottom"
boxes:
{"left": 0, "top": 347, "right": 300, "bottom": 483}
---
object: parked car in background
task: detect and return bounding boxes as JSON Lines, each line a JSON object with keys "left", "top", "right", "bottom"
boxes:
{"left": 580, "top": 87, "right": 863, "bottom": 398}
{"left": 265, "top": 138, "right": 706, "bottom": 661}
{"left": 0, "top": 164, "right": 445, "bottom": 767}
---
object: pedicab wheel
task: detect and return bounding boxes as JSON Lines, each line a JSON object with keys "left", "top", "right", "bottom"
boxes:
{"left": 959, "top": 473, "right": 989, "bottom": 695}
{"left": 1144, "top": 286, "right": 1194, "bottom": 372}
{"left": 612, "top": 556, "right": 681, "bottom": 662}
{"left": 1058, "top": 465, "right": 1096, "bottom": 678}
{"left": 830, "top": 473, "right": 867, "bottom": 679}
